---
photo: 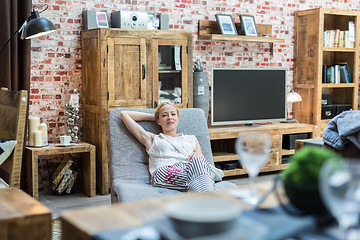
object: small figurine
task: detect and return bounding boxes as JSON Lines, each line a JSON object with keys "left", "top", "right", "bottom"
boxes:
{"left": 193, "top": 59, "right": 204, "bottom": 72}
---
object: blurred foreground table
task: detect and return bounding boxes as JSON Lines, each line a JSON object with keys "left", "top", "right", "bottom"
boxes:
{"left": 61, "top": 180, "right": 280, "bottom": 240}
{"left": 0, "top": 187, "right": 52, "bottom": 240}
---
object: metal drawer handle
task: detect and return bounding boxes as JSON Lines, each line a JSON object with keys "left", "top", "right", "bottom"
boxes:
{"left": 142, "top": 64, "right": 146, "bottom": 80}
{"left": 325, "top": 111, "right": 331, "bottom": 116}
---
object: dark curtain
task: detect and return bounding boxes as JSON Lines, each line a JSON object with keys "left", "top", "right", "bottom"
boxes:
{"left": 0, "top": 0, "right": 31, "bottom": 91}
{"left": 0, "top": 0, "right": 31, "bottom": 190}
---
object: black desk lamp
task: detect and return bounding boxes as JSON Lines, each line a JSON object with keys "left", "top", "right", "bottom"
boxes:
{"left": 0, "top": 4, "right": 56, "bottom": 55}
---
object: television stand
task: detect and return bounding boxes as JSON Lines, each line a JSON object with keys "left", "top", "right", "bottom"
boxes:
{"left": 280, "top": 119, "right": 299, "bottom": 124}
{"left": 208, "top": 122, "right": 316, "bottom": 177}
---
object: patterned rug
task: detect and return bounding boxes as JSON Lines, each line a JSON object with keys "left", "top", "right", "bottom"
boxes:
{"left": 52, "top": 218, "right": 61, "bottom": 240}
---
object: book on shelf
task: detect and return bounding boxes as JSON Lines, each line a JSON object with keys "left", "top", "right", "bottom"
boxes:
{"left": 323, "top": 23, "right": 355, "bottom": 48}
{"left": 322, "top": 63, "right": 351, "bottom": 84}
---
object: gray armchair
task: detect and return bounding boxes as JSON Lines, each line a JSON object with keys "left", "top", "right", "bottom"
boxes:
{"left": 108, "top": 108, "right": 236, "bottom": 203}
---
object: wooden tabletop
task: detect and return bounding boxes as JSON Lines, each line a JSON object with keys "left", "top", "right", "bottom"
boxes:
{"left": 61, "top": 179, "right": 279, "bottom": 239}
{"left": 0, "top": 187, "right": 51, "bottom": 222}
{"left": 26, "top": 142, "right": 95, "bottom": 154}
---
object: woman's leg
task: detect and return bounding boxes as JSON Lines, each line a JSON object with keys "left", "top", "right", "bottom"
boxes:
{"left": 186, "top": 157, "right": 216, "bottom": 192}
{"left": 152, "top": 163, "right": 188, "bottom": 191}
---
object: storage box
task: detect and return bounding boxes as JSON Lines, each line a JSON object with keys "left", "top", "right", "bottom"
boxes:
{"left": 281, "top": 156, "right": 292, "bottom": 164}
{"left": 321, "top": 105, "right": 336, "bottom": 119}
{"left": 220, "top": 162, "right": 238, "bottom": 170}
{"left": 321, "top": 94, "right": 332, "bottom": 105}
{"left": 336, "top": 104, "right": 352, "bottom": 115}
{"left": 283, "top": 133, "right": 309, "bottom": 150}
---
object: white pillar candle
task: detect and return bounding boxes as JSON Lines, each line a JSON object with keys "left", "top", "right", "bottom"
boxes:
{"left": 34, "top": 130, "right": 43, "bottom": 147}
{"left": 38, "top": 123, "right": 48, "bottom": 146}
{"left": 28, "top": 117, "right": 40, "bottom": 146}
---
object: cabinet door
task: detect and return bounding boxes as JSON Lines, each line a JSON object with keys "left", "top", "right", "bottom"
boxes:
{"left": 152, "top": 39, "right": 188, "bottom": 108}
{"left": 107, "top": 38, "right": 147, "bottom": 107}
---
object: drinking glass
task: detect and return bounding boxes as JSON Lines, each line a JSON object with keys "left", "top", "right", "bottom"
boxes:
{"left": 319, "top": 158, "right": 360, "bottom": 239}
{"left": 235, "top": 131, "right": 271, "bottom": 206}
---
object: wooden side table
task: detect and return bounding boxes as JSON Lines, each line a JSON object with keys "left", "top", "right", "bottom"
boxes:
{"left": 25, "top": 142, "right": 96, "bottom": 200}
{"left": 0, "top": 187, "right": 52, "bottom": 240}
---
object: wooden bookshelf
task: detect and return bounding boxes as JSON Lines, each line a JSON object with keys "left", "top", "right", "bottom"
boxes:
{"left": 293, "top": 8, "right": 359, "bottom": 135}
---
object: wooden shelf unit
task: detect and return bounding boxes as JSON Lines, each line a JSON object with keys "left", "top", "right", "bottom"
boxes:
{"left": 209, "top": 123, "right": 315, "bottom": 177}
{"left": 293, "top": 8, "right": 359, "bottom": 135}
{"left": 198, "top": 20, "right": 285, "bottom": 43}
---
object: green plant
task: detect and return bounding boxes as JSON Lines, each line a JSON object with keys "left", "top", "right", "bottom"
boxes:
{"left": 281, "top": 146, "right": 340, "bottom": 185}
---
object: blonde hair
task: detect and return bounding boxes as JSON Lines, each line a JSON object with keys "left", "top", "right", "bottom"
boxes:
{"left": 154, "top": 102, "right": 179, "bottom": 120}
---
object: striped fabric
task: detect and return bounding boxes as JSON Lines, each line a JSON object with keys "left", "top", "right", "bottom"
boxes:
{"left": 152, "top": 157, "right": 216, "bottom": 192}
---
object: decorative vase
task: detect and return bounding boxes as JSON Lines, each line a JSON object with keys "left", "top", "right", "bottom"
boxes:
{"left": 65, "top": 89, "right": 80, "bottom": 142}
{"left": 193, "top": 72, "right": 209, "bottom": 120}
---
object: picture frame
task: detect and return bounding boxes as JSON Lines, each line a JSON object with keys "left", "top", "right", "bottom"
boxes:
{"left": 239, "top": 15, "right": 258, "bottom": 37}
{"left": 215, "top": 14, "right": 238, "bottom": 35}
{"left": 96, "top": 11, "right": 109, "bottom": 28}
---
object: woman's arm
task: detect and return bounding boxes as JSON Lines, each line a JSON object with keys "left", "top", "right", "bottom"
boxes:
{"left": 187, "top": 137, "right": 205, "bottom": 160}
{"left": 120, "top": 111, "right": 155, "bottom": 150}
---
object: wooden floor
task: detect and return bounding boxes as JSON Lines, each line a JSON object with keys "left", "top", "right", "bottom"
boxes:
{"left": 40, "top": 172, "right": 279, "bottom": 219}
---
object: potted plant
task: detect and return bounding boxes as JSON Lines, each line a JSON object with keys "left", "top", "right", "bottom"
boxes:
{"left": 280, "top": 146, "right": 340, "bottom": 215}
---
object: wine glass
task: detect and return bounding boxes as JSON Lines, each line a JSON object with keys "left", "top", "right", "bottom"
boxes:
{"left": 319, "top": 158, "right": 360, "bottom": 239}
{"left": 235, "top": 131, "right": 271, "bottom": 206}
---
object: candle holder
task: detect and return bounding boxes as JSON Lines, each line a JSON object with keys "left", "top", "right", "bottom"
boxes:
{"left": 28, "top": 117, "right": 49, "bottom": 147}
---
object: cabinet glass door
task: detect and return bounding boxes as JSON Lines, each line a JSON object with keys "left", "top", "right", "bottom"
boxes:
{"left": 153, "top": 39, "right": 188, "bottom": 108}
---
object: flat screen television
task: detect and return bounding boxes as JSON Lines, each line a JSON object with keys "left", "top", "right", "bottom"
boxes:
{"left": 211, "top": 68, "right": 287, "bottom": 126}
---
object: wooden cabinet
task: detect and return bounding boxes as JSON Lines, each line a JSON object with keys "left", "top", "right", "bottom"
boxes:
{"left": 81, "top": 28, "right": 193, "bottom": 194}
{"left": 209, "top": 123, "right": 315, "bottom": 177}
{"left": 293, "top": 8, "right": 359, "bottom": 135}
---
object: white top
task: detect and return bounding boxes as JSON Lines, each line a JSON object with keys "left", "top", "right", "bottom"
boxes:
{"left": 146, "top": 133, "right": 196, "bottom": 175}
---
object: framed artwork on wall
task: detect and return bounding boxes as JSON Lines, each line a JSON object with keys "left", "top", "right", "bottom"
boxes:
{"left": 96, "top": 12, "right": 109, "bottom": 28}
{"left": 215, "top": 14, "right": 238, "bottom": 35}
{"left": 239, "top": 15, "right": 258, "bottom": 37}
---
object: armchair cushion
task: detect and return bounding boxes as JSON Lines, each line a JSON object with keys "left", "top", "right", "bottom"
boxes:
{"left": 108, "top": 108, "right": 235, "bottom": 202}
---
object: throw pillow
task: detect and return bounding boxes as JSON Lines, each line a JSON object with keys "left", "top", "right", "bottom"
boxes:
{"left": 0, "top": 140, "right": 17, "bottom": 166}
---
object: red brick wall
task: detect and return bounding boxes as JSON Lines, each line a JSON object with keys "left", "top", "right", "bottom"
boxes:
{"left": 30, "top": 0, "right": 360, "bottom": 142}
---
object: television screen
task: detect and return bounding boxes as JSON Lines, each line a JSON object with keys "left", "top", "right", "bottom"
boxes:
{"left": 211, "top": 68, "right": 287, "bottom": 126}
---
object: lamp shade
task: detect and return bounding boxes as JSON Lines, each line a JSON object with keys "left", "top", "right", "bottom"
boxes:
{"left": 287, "top": 91, "right": 302, "bottom": 103}
{"left": 22, "top": 17, "right": 56, "bottom": 39}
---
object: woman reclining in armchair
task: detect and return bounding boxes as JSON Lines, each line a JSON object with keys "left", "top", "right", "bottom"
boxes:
{"left": 120, "top": 102, "right": 223, "bottom": 192}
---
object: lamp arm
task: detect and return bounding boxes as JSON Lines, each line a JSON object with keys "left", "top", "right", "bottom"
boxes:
{"left": 0, "top": 4, "right": 53, "bottom": 55}
{"left": 35, "top": 4, "right": 49, "bottom": 14}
